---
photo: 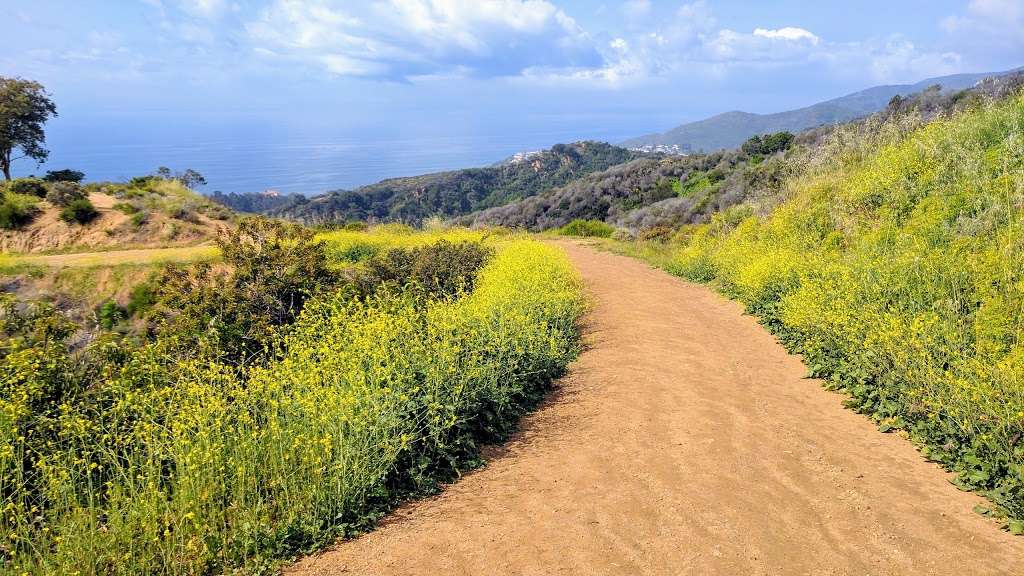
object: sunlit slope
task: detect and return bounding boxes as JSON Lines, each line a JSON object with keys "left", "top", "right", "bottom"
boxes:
{"left": 668, "top": 96, "right": 1024, "bottom": 521}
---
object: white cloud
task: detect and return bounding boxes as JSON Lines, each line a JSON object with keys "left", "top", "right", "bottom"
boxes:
{"left": 864, "top": 38, "right": 963, "bottom": 83}
{"left": 941, "top": 0, "right": 1024, "bottom": 56}
{"left": 753, "top": 27, "right": 820, "bottom": 45}
{"left": 246, "top": 0, "right": 601, "bottom": 80}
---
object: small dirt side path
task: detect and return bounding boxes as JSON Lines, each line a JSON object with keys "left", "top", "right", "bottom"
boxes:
{"left": 290, "top": 241, "right": 1024, "bottom": 576}
{"left": 10, "top": 245, "right": 217, "bottom": 268}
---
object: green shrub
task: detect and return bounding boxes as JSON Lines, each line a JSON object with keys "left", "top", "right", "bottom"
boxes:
{"left": 46, "top": 181, "right": 86, "bottom": 207}
{"left": 152, "top": 218, "right": 338, "bottom": 365}
{"left": 112, "top": 202, "right": 139, "bottom": 214}
{"left": 59, "top": 198, "right": 99, "bottom": 224}
{"left": 43, "top": 169, "right": 85, "bottom": 183}
{"left": 129, "top": 210, "right": 148, "bottom": 228}
{"left": 558, "top": 219, "right": 615, "bottom": 238}
{"left": 358, "top": 239, "right": 493, "bottom": 300}
{"left": 0, "top": 193, "right": 41, "bottom": 229}
{"left": 97, "top": 301, "right": 127, "bottom": 330}
{"left": 126, "top": 279, "right": 158, "bottom": 317}
{"left": 7, "top": 177, "right": 47, "bottom": 198}
{"left": 344, "top": 220, "right": 368, "bottom": 231}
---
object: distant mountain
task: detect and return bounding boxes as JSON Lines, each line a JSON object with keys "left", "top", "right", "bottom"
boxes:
{"left": 622, "top": 69, "right": 1019, "bottom": 152}
{"left": 270, "top": 141, "right": 640, "bottom": 225}
{"left": 465, "top": 71, "right": 1024, "bottom": 233}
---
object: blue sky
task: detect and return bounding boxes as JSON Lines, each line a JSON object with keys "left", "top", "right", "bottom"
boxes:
{"left": 3, "top": 1, "right": 1023, "bottom": 190}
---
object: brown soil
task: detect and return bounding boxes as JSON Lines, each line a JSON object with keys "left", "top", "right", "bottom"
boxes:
{"left": 289, "top": 241, "right": 1024, "bottom": 576}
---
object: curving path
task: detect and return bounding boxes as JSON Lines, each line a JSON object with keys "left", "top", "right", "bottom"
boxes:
{"left": 289, "top": 241, "right": 1024, "bottom": 576}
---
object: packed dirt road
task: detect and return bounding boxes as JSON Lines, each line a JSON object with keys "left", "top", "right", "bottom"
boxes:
{"left": 290, "top": 241, "right": 1024, "bottom": 576}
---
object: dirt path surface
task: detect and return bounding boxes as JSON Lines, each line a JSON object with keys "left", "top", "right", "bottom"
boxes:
{"left": 289, "top": 241, "right": 1024, "bottom": 576}
{"left": 12, "top": 245, "right": 217, "bottom": 268}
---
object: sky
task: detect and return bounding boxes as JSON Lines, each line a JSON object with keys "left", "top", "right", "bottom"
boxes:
{"left": 2, "top": 1, "right": 1023, "bottom": 191}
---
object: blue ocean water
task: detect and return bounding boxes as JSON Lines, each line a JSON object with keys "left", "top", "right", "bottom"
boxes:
{"left": 13, "top": 113, "right": 670, "bottom": 196}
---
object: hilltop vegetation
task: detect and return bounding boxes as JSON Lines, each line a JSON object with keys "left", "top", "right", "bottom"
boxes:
{"left": 465, "top": 73, "right": 1024, "bottom": 235}
{"left": 613, "top": 87, "right": 1024, "bottom": 528}
{"left": 268, "top": 141, "right": 639, "bottom": 225}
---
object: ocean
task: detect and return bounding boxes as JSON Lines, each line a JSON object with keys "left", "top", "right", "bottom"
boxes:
{"left": 12, "top": 113, "right": 669, "bottom": 197}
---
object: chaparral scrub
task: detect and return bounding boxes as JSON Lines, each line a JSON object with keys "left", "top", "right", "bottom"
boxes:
{"left": 640, "top": 95, "right": 1024, "bottom": 526}
{"left": 0, "top": 232, "right": 583, "bottom": 574}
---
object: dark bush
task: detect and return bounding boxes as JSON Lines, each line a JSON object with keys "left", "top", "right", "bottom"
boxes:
{"left": 59, "top": 198, "right": 99, "bottom": 224}
{"left": 128, "top": 175, "right": 157, "bottom": 189}
{"left": 46, "top": 181, "right": 86, "bottom": 206}
{"left": 151, "top": 218, "right": 338, "bottom": 365}
{"left": 8, "top": 177, "right": 47, "bottom": 198}
{"left": 359, "top": 240, "right": 493, "bottom": 299}
{"left": 43, "top": 169, "right": 85, "bottom": 183}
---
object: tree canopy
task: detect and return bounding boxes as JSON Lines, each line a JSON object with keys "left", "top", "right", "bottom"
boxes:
{"left": 0, "top": 77, "right": 57, "bottom": 181}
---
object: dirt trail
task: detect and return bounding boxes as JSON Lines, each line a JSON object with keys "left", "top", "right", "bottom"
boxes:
{"left": 290, "top": 241, "right": 1024, "bottom": 576}
{"left": 11, "top": 245, "right": 217, "bottom": 268}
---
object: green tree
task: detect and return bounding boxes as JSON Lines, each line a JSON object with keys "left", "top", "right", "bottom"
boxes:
{"left": 0, "top": 77, "right": 57, "bottom": 181}
{"left": 43, "top": 169, "right": 84, "bottom": 183}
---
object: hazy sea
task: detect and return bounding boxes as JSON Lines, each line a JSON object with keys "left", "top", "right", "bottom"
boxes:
{"left": 13, "top": 114, "right": 670, "bottom": 196}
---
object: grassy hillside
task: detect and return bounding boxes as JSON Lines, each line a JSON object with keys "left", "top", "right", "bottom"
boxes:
{"left": 622, "top": 69, "right": 1013, "bottom": 152}
{"left": 1, "top": 224, "right": 585, "bottom": 575}
{"left": 0, "top": 178, "right": 232, "bottom": 253}
{"left": 271, "top": 141, "right": 639, "bottom": 225}
{"left": 618, "top": 92, "right": 1024, "bottom": 526}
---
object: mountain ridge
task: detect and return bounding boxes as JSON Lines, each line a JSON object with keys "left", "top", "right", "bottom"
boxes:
{"left": 622, "top": 68, "right": 1021, "bottom": 152}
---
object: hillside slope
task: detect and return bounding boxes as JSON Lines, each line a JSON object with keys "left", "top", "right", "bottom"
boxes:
{"left": 464, "top": 72, "right": 1024, "bottom": 233}
{"left": 622, "top": 69, "right": 1014, "bottom": 152}
{"left": 270, "top": 141, "right": 639, "bottom": 225}
{"left": 632, "top": 90, "right": 1024, "bottom": 523}
{"left": 0, "top": 183, "right": 231, "bottom": 253}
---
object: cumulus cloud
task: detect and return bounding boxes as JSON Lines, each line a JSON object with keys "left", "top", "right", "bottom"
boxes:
{"left": 245, "top": 0, "right": 602, "bottom": 80}
{"left": 942, "top": 0, "right": 1024, "bottom": 56}
{"left": 752, "top": 27, "right": 820, "bottom": 44}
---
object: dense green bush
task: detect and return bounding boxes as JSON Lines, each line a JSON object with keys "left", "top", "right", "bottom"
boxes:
{"left": 7, "top": 177, "right": 47, "bottom": 198}
{"left": 42, "top": 169, "right": 85, "bottom": 183}
{"left": 58, "top": 198, "right": 98, "bottom": 224}
{"left": 558, "top": 219, "right": 615, "bottom": 238}
{"left": 151, "top": 218, "right": 338, "bottom": 365}
{"left": 0, "top": 192, "right": 40, "bottom": 229}
{"left": 358, "top": 239, "right": 493, "bottom": 299}
{"left": 45, "top": 181, "right": 86, "bottom": 206}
